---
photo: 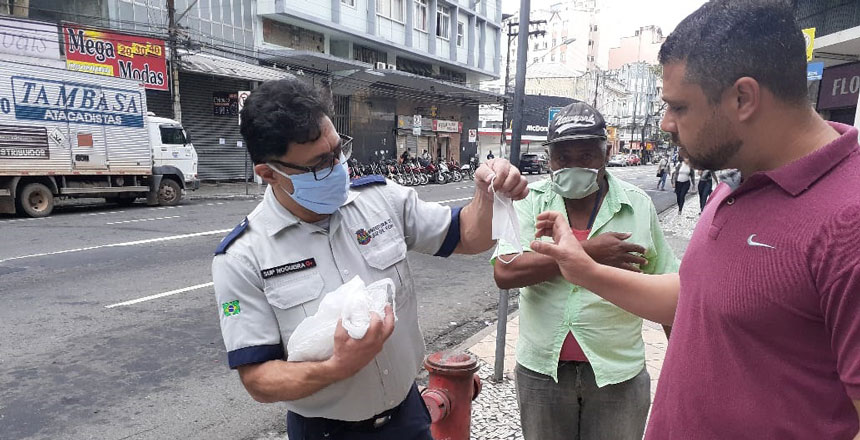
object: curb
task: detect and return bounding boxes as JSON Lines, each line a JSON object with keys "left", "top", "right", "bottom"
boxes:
{"left": 455, "top": 310, "right": 520, "bottom": 355}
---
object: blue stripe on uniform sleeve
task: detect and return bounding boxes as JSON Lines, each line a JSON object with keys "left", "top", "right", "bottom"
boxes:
{"left": 434, "top": 206, "right": 462, "bottom": 258}
{"left": 227, "top": 344, "right": 284, "bottom": 369}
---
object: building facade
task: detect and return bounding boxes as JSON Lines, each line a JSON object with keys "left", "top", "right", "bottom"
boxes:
{"left": 795, "top": 0, "right": 860, "bottom": 128}
{"left": 4, "top": 0, "right": 502, "bottom": 178}
{"left": 607, "top": 25, "right": 663, "bottom": 70}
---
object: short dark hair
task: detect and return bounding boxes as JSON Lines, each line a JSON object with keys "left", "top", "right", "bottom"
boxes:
{"left": 659, "top": 0, "right": 807, "bottom": 104}
{"left": 240, "top": 78, "right": 332, "bottom": 164}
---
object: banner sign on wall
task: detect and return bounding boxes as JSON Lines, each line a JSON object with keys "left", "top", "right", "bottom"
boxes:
{"left": 63, "top": 25, "right": 168, "bottom": 90}
{"left": 0, "top": 17, "right": 61, "bottom": 60}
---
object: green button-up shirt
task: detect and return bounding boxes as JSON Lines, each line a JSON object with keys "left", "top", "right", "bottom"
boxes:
{"left": 493, "top": 172, "right": 679, "bottom": 386}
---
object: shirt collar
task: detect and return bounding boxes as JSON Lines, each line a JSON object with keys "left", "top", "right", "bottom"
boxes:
{"left": 764, "top": 122, "right": 858, "bottom": 197}
{"left": 257, "top": 185, "right": 361, "bottom": 236}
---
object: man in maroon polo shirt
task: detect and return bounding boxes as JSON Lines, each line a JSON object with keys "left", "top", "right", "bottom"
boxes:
{"left": 526, "top": 1, "right": 860, "bottom": 439}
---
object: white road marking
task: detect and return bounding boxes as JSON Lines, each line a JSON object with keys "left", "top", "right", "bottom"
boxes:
{"left": 432, "top": 196, "right": 473, "bottom": 204}
{"left": 0, "top": 229, "right": 232, "bottom": 264}
{"left": 105, "top": 282, "right": 214, "bottom": 309}
{"left": 105, "top": 215, "right": 182, "bottom": 225}
{"left": 0, "top": 217, "right": 46, "bottom": 224}
{"left": 83, "top": 211, "right": 125, "bottom": 217}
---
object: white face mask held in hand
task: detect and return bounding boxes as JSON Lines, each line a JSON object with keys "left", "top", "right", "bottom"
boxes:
{"left": 489, "top": 173, "right": 523, "bottom": 264}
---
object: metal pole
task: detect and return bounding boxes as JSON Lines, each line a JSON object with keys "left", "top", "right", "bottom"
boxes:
{"left": 499, "top": 23, "right": 513, "bottom": 160}
{"left": 509, "top": 0, "right": 532, "bottom": 168}
{"left": 244, "top": 150, "right": 249, "bottom": 195}
{"left": 167, "top": 0, "right": 182, "bottom": 123}
{"left": 493, "top": 289, "right": 510, "bottom": 382}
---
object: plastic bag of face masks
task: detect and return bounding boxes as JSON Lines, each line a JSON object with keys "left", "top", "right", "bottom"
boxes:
{"left": 286, "top": 276, "right": 396, "bottom": 362}
{"left": 490, "top": 174, "right": 523, "bottom": 264}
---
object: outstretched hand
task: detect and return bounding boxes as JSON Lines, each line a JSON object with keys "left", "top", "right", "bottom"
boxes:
{"left": 474, "top": 158, "right": 529, "bottom": 200}
{"left": 530, "top": 211, "right": 598, "bottom": 283}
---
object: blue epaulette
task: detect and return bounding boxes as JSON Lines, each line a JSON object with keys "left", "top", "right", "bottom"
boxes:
{"left": 215, "top": 217, "right": 249, "bottom": 255}
{"left": 350, "top": 175, "right": 387, "bottom": 188}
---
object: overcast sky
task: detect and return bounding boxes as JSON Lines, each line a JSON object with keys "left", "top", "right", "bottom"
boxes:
{"left": 501, "top": 0, "right": 707, "bottom": 67}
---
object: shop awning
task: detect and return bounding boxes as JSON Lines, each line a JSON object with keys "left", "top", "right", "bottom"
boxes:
{"left": 179, "top": 52, "right": 294, "bottom": 82}
{"left": 258, "top": 48, "right": 373, "bottom": 73}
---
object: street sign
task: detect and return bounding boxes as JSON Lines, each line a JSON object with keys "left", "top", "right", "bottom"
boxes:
{"left": 807, "top": 62, "right": 824, "bottom": 81}
{"left": 548, "top": 107, "right": 563, "bottom": 126}
{"left": 468, "top": 129, "right": 477, "bottom": 143}
{"left": 413, "top": 114, "right": 422, "bottom": 136}
{"left": 237, "top": 90, "right": 250, "bottom": 125}
{"left": 802, "top": 28, "right": 816, "bottom": 62}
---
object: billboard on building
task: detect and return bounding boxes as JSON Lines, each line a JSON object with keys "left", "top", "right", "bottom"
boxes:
{"left": 0, "top": 17, "right": 61, "bottom": 60}
{"left": 818, "top": 62, "right": 860, "bottom": 110}
{"left": 62, "top": 25, "right": 168, "bottom": 91}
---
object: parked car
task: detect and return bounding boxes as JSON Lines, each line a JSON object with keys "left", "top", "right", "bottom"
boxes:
{"left": 608, "top": 154, "right": 627, "bottom": 167}
{"left": 519, "top": 153, "right": 546, "bottom": 174}
{"left": 627, "top": 155, "right": 641, "bottom": 166}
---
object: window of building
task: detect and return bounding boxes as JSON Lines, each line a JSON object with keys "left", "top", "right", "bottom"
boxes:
{"left": 560, "top": 53, "right": 566, "bottom": 62}
{"left": 543, "top": 41, "right": 548, "bottom": 49}
{"left": 341, "top": 0, "right": 355, "bottom": 6}
{"left": 533, "top": 42, "right": 539, "bottom": 50}
{"left": 588, "top": 39, "right": 593, "bottom": 46}
{"left": 457, "top": 21, "right": 465, "bottom": 47}
{"left": 378, "top": 0, "right": 405, "bottom": 22}
{"left": 415, "top": 0, "right": 428, "bottom": 31}
{"left": 550, "top": 53, "right": 555, "bottom": 61}
{"left": 436, "top": 5, "right": 450, "bottom": 39}
{"left": 552, "top": 38, "right": 556, "bottom": 47}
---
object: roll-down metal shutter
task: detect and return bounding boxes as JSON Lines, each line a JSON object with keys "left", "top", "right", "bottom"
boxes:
{"left": 179, "top": 72, "right": 253, "bottom": 181}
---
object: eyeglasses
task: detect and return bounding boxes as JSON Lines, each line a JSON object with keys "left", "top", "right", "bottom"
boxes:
{"left": 270, "top": 134, "right": 353, "bottom": 181}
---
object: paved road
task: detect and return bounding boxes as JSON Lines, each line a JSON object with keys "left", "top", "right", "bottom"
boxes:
{"left": 0, "top": 165, "right": 669, "bottom": 440}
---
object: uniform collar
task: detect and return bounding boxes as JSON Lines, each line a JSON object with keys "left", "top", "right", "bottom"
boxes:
{"left": 763, "top": 122, "right": 858, "bottom": 197}
{"left": 257, "top": 185, "right": 361, "bottom": 236}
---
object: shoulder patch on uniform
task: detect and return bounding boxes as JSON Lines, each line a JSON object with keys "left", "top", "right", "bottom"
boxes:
{"left": 215, "top": 217, "right": 249, "bottom": 255}
{"left": 350, "top": 175, "right": 387, "bottom": 188}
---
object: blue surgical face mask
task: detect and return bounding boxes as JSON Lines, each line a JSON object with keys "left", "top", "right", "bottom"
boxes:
{"left": 268, "top": 155, "right": 350, "bottom": 215}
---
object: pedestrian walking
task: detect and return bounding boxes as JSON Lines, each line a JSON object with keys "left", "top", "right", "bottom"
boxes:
{"left": 487, "top": 150, "right": 495, "bottom": 160}
{"left": 212, "top": 78, "right": 528, "bottom": 440}
{"left": 671, "top": 154, "right": 695, "bottom": 214}
{"left": 697, "top": 169, "right": 716, "bottom": 213}
{"left": 493, "top": 102, "right": 680, "bottom": 440}
{"left": 527, "top": 2, "right": 860, "bottom": 439}
{"left": 656, "top": 156, "right": 669, "bottom": 190}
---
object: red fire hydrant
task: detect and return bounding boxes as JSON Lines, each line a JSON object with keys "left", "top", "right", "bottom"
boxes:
{"left": 421, "top": 351, "right": 482, "bottom": 440}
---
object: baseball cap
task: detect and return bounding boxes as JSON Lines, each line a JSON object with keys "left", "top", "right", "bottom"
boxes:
{"left": 543, "top": 101, "right": 607, "bottom": 146}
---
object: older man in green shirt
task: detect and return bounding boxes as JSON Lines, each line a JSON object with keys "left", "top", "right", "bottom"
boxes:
{"left": 494, "top": 102, "right": 679, "bottom": 440}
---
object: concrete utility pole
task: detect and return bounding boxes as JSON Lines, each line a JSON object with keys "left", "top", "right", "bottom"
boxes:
{"left": 509, "top": 0, "right": 533, "bottom": 168}
{"left": 499, "top": 19, "right": 546, "bottom": 161}
{"left": 167, "top": 0, "right": 182, "bottom": 122}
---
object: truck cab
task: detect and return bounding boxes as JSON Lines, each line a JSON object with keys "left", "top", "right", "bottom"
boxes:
{"left": 147, "top": 114, "right": 200, "bottom": 191}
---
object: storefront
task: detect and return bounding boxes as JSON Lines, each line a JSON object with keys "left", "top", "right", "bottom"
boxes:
{"left": 817, "top": 61, "right": 860, "bottom": 125}
{"left": 395, "top": 116, "right": 464, "bottom": 163}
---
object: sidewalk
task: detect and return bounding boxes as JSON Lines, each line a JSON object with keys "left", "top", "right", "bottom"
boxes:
{"left": 465, "top": 196, "right": 700, "bottom": 439}
{"left": 189, "top": 181, "right": 266, "bottom": 200}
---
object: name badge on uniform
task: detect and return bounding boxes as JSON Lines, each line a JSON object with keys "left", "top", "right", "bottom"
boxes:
{"left": 261, "top": 258, "right": 316, "bottom": 279}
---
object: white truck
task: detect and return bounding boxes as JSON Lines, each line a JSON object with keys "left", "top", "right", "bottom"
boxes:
{"left": 0, "top": 59, "right": 198, "bottom": 217}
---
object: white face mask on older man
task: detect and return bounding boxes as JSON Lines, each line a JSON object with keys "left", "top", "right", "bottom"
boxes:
{"left": 551, "top": 167, "right": 601, "bottom": 200}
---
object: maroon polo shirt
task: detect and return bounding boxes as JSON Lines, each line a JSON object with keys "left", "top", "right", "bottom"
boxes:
{"left": 646, "top": 122, "right": 860, "bottom": 439}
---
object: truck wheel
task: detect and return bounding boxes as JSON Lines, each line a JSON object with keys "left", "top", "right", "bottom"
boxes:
{"left": 157, "top": 179, "right": 182, "bottom": 206}
{"left": 18, "top": 183, "right": 54, "bottom": 218}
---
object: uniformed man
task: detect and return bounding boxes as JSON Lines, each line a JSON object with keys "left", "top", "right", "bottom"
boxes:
{"left": 212, "top": 78, "right": 528, "bottom": 439}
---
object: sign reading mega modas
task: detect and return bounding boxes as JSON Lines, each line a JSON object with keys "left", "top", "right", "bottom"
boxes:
{"left": 62, "top": 25, "right": 167, "bottom": 90}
